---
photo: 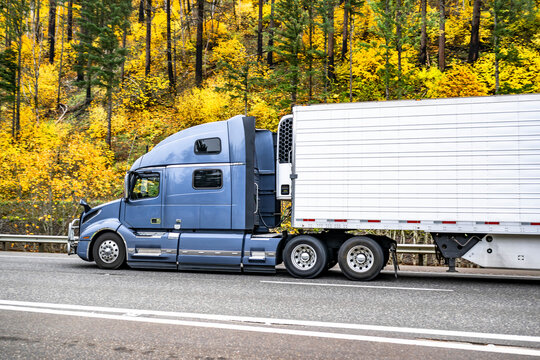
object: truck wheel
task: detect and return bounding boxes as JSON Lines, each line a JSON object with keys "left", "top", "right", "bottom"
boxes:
{"left": 92, "top": 233, "right": 126, "bottom": 270}
{"left": 338, "top": 237, "right": 384, "bottom": 281}
{"left": 283, "top": 235, "right": 328, "bottom": 279}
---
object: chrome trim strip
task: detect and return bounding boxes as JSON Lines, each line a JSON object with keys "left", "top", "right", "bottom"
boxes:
{"left": 136, "top": 232, "right": 166, "bottom": 238}
{"left": 244, "top": 251, "right": 276, "bottom": 257}
{"left": 179, "top": 250, "right": 241, "bottom": 256}
{"left": 168, "top": 162, "right": 244, "bottom": 168}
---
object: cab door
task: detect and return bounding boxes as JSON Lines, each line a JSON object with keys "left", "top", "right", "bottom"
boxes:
{"left": 123, "top": 170, "right": 163, "bottom": 229}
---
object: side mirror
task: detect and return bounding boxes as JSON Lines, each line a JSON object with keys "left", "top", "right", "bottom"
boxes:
{"left": 79, "top": 199, "right": 92, "bottom": 213}
{"left": 124, "top": 172, "right": 131, "bottom": 201}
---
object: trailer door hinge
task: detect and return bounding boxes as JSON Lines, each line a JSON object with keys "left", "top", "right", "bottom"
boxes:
{"left": 290, "top": 174, "right": 298, "bottom": 180}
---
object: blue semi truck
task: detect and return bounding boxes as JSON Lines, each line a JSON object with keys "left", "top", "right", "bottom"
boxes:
{"left": 68, "top": 95, "right": 540, "bottom": 280}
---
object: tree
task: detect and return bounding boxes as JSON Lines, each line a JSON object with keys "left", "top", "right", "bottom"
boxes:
{"left": 74, "top": 0, "right": 98, "bottom": 103}
{"left": 145, "top": 0, "right": 152, "bottom": 76}
{"left": 166, "top": 0, "right": 176, "bottom": 91}
{"left": 1, "top": 0, "right": 29, "bottom": 138}
{"left": 467, "top": 0, "right": 481, "bottom": 63}
{"left": 491, "top": 0, "right": 535, "bottom": 93}
{"left": 48, "top": 0, "right": 56, "bottom": 64}
{"left": 267, "top": 0, "right": 275, "bottom": 67}
{"left": 257, "top": 0, "right": 263, "bottom": 60}
{"left": 419, "top": 0, "right": 427, "bottom": 65}
{"left": 269, "top": 0, "right": 307, "bottom": 107}
{"left": 0, "top": 48, "right": 17, "bottom": 122}
{"left": 438, "top": 0, "right": 445, "bottom": 71}
{"left": 67, "top": 0, "right": 73, "bottom": 42}
{"left": 195, "top": 0, "right": 204, "bottom": 86}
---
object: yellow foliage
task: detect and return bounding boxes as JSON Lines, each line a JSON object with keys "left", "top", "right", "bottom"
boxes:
{"left": 427, "top": 64, "right": 488, "bottom": 98}
{"left": 474, "top": 47, "right": 540, "bottom": 94}
{"left": 37, "top": 63, "right": 60, "bottom": 110}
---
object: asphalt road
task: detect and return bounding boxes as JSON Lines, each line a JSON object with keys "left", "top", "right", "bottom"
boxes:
{"left": 0, "top": 252, "right": 539, "bottom": 359}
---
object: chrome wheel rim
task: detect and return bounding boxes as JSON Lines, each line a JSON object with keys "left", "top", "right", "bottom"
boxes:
{"left": 98, "top": 240, "right": 119, "bottom": 264}
{"left": 291, "top": 244, "right": 317, "bottom": 271}
{"left": 346, "top": 245, "right": 374, "bottom": 273}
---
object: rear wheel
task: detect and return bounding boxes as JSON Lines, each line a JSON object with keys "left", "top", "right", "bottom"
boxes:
{"left": 283, "top": 235, "right": 328, "bottom": 279}
{"left": 92, "top": 233, "right": 126, "bottom": 270}
{"left": 338, "top": 236, "right": 384, "bottom": 281}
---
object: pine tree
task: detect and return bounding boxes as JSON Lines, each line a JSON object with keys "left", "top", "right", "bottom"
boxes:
{"left": 0, "top": 48, "right": 17, "bottom": 121}
{"left": 491, "top": 0, "right": 535, "bottom": 93}
{"left": 74, "top": 0, "right": 131, "bottom": 146}
{"left": 269, "top": 0, "right": 308, "bottom": 107}
{"left": 0, "top": 0, "right": 29, "bottom": 138}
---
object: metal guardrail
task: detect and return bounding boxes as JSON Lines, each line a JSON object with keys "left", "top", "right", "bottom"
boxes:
{"left": 0, "top": 234, "right": 437, "bottom": 254}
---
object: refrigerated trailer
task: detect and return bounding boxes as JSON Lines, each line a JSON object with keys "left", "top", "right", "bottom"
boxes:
{"left": 68, "top": 94, "right": 540, "bottom": 280}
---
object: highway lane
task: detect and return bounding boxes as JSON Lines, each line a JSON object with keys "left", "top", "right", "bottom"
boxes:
{"left": 0, "top": 252, "right": 539, "bottom": 359}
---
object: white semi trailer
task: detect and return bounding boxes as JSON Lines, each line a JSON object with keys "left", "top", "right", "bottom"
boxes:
{"left": 276, "top": 94, "right": 540, "bottom": 274}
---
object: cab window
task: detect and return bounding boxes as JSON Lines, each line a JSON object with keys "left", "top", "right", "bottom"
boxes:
{"left": 130, "top": 173, "right": 160, "bottom": 200}
{"left": 193, "top": 169, "right": 222, "bottom": 189}
{"left": 194, "top": 138, "right": 221, "bottom": 154}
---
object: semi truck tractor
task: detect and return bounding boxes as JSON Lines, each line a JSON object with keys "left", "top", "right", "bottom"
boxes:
{"left": 67, "top": 94, "right": 540, "bottom": 280}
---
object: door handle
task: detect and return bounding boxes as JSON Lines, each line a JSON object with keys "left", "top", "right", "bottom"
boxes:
{"left": 151, "top": 218, "right": 161, "bottom": 224}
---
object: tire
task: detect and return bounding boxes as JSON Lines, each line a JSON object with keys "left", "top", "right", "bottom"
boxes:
{"left": 283, "top": 235, "right": 328, "bottom": 279}
{"left": 92, "top": 233, "right": 126, "bottom": 270}
{"left": 338, "top": 236, "right": 384, "bottom": 281}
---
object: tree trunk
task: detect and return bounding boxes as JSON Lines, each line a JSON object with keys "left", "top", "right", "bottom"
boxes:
{"left": 32, "top": 0, "right": 42, "bottom": 122}
{"left": 195, "top": 0, "right": 204, "bottom": 87}
{"left": 48, "top": 0, "right": 56, "bottom": 64}
{"left": 467, "top": 0, "right": 481, "bottom": 63}
{"left": 139, "top": 0, "right": 145, "bottom": 22}
{"left": 121, "top": 27, "right": 127, "bottom": 83}
{"left": 396, "top": 0, "right": 402, "bottom": 98}
{"left": 257, "top": 0, "right": 263, "bottom": 60}
{"left": 267, "top": 0, "right": 274, "bottom": 67}
{"left": 327, "top": 3, "right": 335, "bottom": 82}
{"left": 106, "top": 88, "right": 112, "bottom": 147}
{"left": 384, "top": 0, "right": 390, "bottom": 100}
{"left": 308, "top": 2, "right": 313, "bottom": 101}
{"left": 341, "top": 0, "right": 349, "bottom": 59}
{"left": 145, "top": 0, "right": 152, "bottom": 76}
{"left": 67, "top": 0, "right": 73, "bottom": 42}
{"left": 494, "top": 10, "right": 499, "bottom": 94}
{"left": 349, "top": 12, "right": 353, "bottom": 101}
{"left": 14, "top": 38, "right": 22, "bottom": 138}
{"left": 166, "top": 0, "right": 176, "bottom": 91}
{"left": 56, "top": 3, "right": 65, "bottom": 107}
{"left": 419, "top": 0, "right": 427, "bottom": 65}
{"left": 35, "top": 0, "right": 42, "bottom": 41}
{"left": 438, "top": 0, "right": 445, "bottom": 71}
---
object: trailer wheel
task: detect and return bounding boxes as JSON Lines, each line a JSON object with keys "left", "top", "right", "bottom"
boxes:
{"left": 338, "top": 237, "right": 384, "bottom": 281}
{"left": 92, "top": 233, "right": 126, "bottom": 270}
{"left": 283, "top": 235, "right": 328, "bottom": 279}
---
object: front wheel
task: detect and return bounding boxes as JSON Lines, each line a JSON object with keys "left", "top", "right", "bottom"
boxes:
{"left": 338, "top": 236, "right": 384, "bottom": 281}
{"left": 283, "top": 235, "right": 328, "bottom": 279}
{"left": 92, "top": 233, "right": 126, "bottom": 270}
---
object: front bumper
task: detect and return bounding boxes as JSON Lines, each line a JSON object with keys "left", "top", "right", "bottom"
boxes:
{"left": 67, "top": 218, "right": 80, "bottom": 255}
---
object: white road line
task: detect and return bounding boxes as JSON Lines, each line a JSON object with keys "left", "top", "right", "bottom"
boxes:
{"left": 261, "top": 280, "right": 454, "bottom": 292}
{"left": 1, "top": 300, "right": 539, "bottom": 344}
{"left": 0, "top": 304, "right": 539, "bottom": 357}
{"left": 0, "top": 254, "right": 72, "bottom": 260}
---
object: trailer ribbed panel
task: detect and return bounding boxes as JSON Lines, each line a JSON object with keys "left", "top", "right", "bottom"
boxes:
{"left": 291, "top": 95, "right": 540, "bottom": 234}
